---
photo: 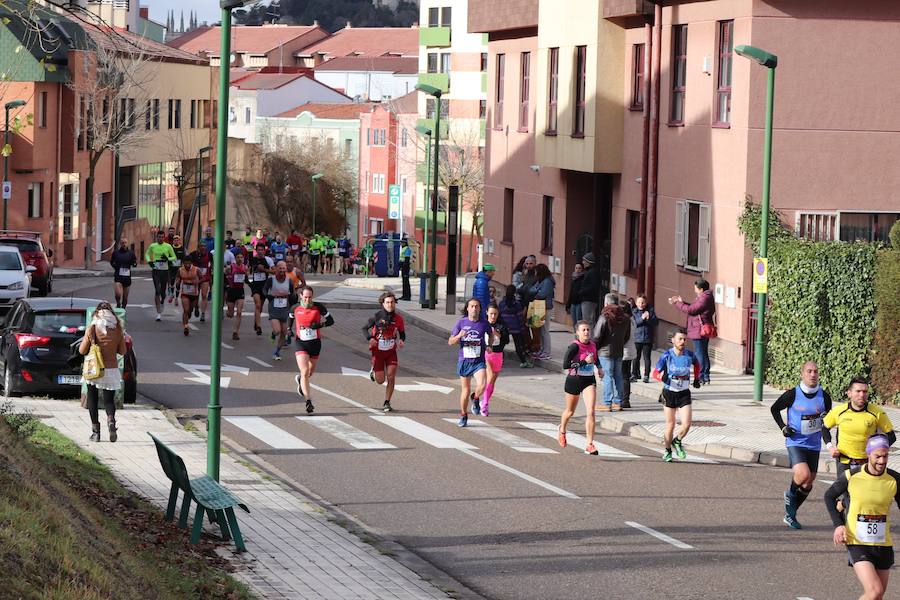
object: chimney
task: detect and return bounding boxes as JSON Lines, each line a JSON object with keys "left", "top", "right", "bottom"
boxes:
{"left": 313, "top": 20, "right": 319, "bottom": 27}
{"left": 346, "top": 21, "right": 352, "bottom": 29}
{"left": 139, "top": 7, "right": 148, "bottom": 19}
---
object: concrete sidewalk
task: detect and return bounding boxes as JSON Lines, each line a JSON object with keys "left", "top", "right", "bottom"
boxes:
{"left": 18, "top": 399, "right": 466, "bottom": 600}
{"left": 55, "top": 265, "right": 152, "bottom": 279}
{"left": 324, "top": 277, "right": 900, "bottom": 474}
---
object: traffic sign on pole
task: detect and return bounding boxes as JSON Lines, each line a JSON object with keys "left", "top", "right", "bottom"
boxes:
{"left": 752, "top": 257, "right": 768, "bottom": 294}
{"left": 388, "top": 184, "right": 401, "bottom": 220}
{"left": 1, "top": 181, "right": 10, "bottom": 200}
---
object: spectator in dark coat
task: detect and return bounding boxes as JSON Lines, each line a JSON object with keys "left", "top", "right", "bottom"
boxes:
{"left": 579, "top": 253, "right": 603, "bottom": 326}
{"left": 630, "top": 294, "right": 658, "bottom": 382}
{"left": 669, "top": 278, "right": 715, "bottom": 384}
{"left": 566, "top": 262, "right": 584, "bottom": 332}
{"left": 593, "top": 293, "right": 631, "bottom": 411}
{"left": 472, "top": 264, "right": 495, "bottom": 314}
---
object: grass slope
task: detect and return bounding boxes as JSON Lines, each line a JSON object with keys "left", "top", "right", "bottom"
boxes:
{"left": 0, "top": 418, "right": 255, "bottom": 600}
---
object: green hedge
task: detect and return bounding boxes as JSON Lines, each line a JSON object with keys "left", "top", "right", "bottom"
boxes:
{"left": 738, "top": 202, "right": 878, "bottom": 399}
{"left": 870, "top": 222, "right": 900, "bottom": 404}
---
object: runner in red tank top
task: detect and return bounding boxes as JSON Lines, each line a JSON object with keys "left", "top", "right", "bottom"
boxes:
{"left": 364, "top": 292, "right": 406, "bottom": 412}
{"left": 225, "top": 252, "right": 249, "bottom": 340}
{"left": 290, "top": 286, "right": 334, "bottom": 414}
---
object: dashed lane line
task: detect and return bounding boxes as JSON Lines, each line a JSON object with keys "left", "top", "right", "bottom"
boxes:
{"left": 458, "top": 449, "right": 579, "bottom": 500}
{"left": 625, "top": 521, "right": 694, "bottom": 550}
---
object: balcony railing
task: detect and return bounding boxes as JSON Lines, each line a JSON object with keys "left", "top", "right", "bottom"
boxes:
{"left": 419, "top": 26, "right": 451, "bottom": 47}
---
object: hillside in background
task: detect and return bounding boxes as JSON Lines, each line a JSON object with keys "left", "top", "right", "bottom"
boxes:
{"left": 235, "top": 0, "right": 420, "bottom": 31}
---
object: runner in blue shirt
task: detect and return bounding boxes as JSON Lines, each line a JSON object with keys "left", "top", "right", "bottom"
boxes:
{"left": 770, "top": 361, "right": 832, "bottom": 529}
{"left": 652, "top": 329, "right": 700, "bottom": 462}
{"left": 269, "top": 234, "right": 289, "bottom": 262}
{"left": 448, "top": 298, "right": 491, "bottom": 427}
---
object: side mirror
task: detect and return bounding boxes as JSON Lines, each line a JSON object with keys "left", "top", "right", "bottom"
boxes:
{"left": 46, "top": 249, "right": 53, "bottom": 258}
{"left": 25, "top": 265, "right": 36, "bottom": 273}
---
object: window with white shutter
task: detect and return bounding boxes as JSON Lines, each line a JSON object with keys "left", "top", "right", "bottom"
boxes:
{"left": 698, "top": 203, "right": 711, "bottom": 272}
{"left": 677, "top": 199, "right": 711, "bottom": 272}
{"left": 675, "top": 200, "right": 686, "bottom": 266}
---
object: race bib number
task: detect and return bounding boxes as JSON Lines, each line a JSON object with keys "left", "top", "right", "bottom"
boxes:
{"left": 490, "top": 333, "right": 500, "bottom": 347}
{"left": 577, "top": 361, "right": 595, "bottom": 377}
{"left": 253, "top": 272, "right": 267, "bottom": 282}
{"left": 199, "top": 267, "right": 208, "bottom": 276}
{"left": 118, "top": 268, "right": 130, "bottom": 277}
{"left": 154, "top": 260, "right": 168, "bottom": 270}
{"left": 233, "top": 274, "right": 245, "bottom": 284}
{"left": 299, "top": 327, "right": 316, "bottom": 341}
{"left": 273, "top": 297, "right": 288, "bottom": 308}
{"left": 291, "top": 245, "right": 299, "bottom": 251}
{"left": 182, "top": 283, "right": 197, "bottom": 295}
{"left": 463, "top": 345, "right": 482, "bottom": 359}
{"left": 275, "top": 253, "right": 284, "bottom": 260}
{"left": 800, "top": 413, "right": 823, "bottom": 435}
{"left": 669, "top": 376, "right": 690, "bottom": 391}
{"left": 378, "top": 338, "right": 396, "bottom": 351}
{"left": 856, "top": 515, "right": 887, "bottom": 543}
{"left": 171, "top": 259, "right": 181, "bottom": 267}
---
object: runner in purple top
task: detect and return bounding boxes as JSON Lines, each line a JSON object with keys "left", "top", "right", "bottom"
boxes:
{"left": 448, "top": 298, "right": 491, "bottom": 427}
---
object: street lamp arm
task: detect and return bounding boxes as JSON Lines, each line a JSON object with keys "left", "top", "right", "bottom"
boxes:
{"left": 734, "top": 44, "right": 778, "bottom": 69}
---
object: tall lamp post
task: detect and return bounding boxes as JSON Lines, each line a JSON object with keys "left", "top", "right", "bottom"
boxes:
{"left": 3, "top": 99, "right": 26, "bottom": 230}
{"left": 414, "top": 125, "right": 432, "bottom": 274}
{"left": 311, "top": 172, "right": 324, "bottom": 233}
{"left": 415, "top": 83, "right": 442, "bottom": 309}
{"left": 208, "top": 0, "right": 256, "bottom": 484}
{"left": 735, "top": 44, "right": 778, "bottom": 403}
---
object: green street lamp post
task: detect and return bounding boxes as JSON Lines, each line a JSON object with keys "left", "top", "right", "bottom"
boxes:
{"left": 311, "top": 172, "right": 324, "bottom": 233}
{"left": 196, "top": 145, "right": 212, "bottom": 245}
{"left": 414, "top": 125, "right": 432, "bottom": 274}
{"left": 207, "top": 0, "right": 257, "bottom": 483}
{"left": 3, "top": 99, "right": 26, "bottom": 230}
{"left": 415, "top": 83, "right": 442, "bottom": 309}
{"left": 735, "top": 44, "right": 778, "bottom": 403}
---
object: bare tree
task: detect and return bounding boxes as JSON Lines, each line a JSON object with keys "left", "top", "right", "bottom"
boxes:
{"left": 258, "top": 133, "right": 358, "bottom": 235}
{"left": 438, "top": 125, "right": 485, "bottom": 272}
{"left": 68, "top": 37, "right": 154, "bottom": 265}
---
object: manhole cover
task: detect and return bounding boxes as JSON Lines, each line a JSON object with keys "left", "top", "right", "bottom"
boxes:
{"left": 692, "top": 420, "right": 725, "bottom": 427}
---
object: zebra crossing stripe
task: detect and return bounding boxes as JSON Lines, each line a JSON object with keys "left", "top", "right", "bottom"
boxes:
{"left": 300, "top": 416, "right": 396, "bottom": 450}
{"left": 442, "top": 418, "right": 556, "bottom": 454}
{"left": 517, "top": 421, "right": 640, "bottom": 459}
{"left": 370, "top": 416, "right": 476, "bottom": 449}
{"left": 224, "top": 416, "right": 313, "bottom": 449}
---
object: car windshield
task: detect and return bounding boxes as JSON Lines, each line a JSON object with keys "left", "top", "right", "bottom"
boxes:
{"left": 33, "top": 311, "right": 86, "bottom": 334}
{"left": 0, "top": 240, "right": 40, "bottom": 253}
{"left": 0, "top": 253, "right": 22, "bottom": 270}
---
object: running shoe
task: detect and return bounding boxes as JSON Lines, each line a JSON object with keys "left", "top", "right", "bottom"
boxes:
{"left": 272, "top": 351, "right": 281, "bottom": 361}
{"left": 557, "top": 428, "right": 567, "bottom": 448}
{"left": 255, "top": 326, "right": 262, "bottom": 336}
{"left": 194, "top": 306, "right": 200, "bottom": 318}
{"left": 471, "top": 395, "right": 481, "bottom": 416}
{"left": 611, "top": 403, "right": 621, "bottom": 412}
{"left": 620, "top": 400, "right": 631, "bottom": 409}
{"left": 305, "top": 399, "right": 315, "bottom": 414}
{"left": 183, "top": 327, "right": 189, "bottom": 337}
{"left": 232, "top": 332, "right": 239, "bottom": 341}
{"left": 672, "top": 437, "right": 686, "bottom": 460}
{"left": 642, "top": 377, "right": 650, "bottom": 384}
{"left": 629, "top": 376, "right": 639, "bottom": 383}
{"left": 270, "top": 332, "right": 276, "bottom": 341}
{"left": 155, "top": 313, "right": 162, "bottom": 322}
{"left": 200, "top": 313, "right": 206, "bottom": 322}
{"left": 382, "top": 401, "right": 392, "bottom": 413}
{"left": 782, "top": 514, "right": 802, "bottom": 530}
{"left": 783, "top": 491, "right": 797, "bottom": 519}
{"left": 295, "top": 374, "right": 305, "bottom": 398}
{"left": 519, "top": 362, "right": 530, "bottom": 368}
{"left": 662, "top": 449, "right": 673, "bottom": 462}
{"left": 369, "top": 367, "right": 376, "bottom": 382}
{"left": 584, "top": 443, "right": 599, "bottom": 456}
{"left": 457, "top": 414, "right": 468, "bottom": 427}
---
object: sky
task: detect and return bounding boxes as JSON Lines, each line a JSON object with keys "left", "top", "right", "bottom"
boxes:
{"left": 141, "top": 1, "right": 222, "bottom": 26}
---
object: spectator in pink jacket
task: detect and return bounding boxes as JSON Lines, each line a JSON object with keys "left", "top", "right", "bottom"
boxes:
{"left": 668, "top": 279, "right": 715, "bottom": 385}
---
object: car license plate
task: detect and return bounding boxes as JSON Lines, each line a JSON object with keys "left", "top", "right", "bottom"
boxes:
{"left": 57, "top": 375, "right": 81, "bottom": 385}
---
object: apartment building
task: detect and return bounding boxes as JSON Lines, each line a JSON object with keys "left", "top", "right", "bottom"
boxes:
{"left": 417, "top": 0, "right": 487, "bottom": 274}
{"left": 358, "top": 93, "right": 419, "bottom": 244}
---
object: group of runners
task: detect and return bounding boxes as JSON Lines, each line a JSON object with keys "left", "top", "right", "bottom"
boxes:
{"left": 112, "top": 236, "right": 900, "bottom": 598}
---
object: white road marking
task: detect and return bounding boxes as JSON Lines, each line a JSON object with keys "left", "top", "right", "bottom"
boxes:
{"left": 224, "top": 416, "right": 313, "bottom": 449}
{"left": 518, "top": 421, "right": 640, "bottom": 459}
{"left": 188, "top": 323, "right": 198, "bottom": 331}
{"left": 174, "top": 363, "right": 249, "bottom": 388}
{"left": 443, "top": 419, "right": 556, "bottom": 454}
{"left": 246, "top": 356, "right": 272, "bottom": 368}
{"left": 797, "top": 597, "right": 815, "bottom": 600}
{"left": 221, "top": 342, "right": 234, "bottom": 350}
{"left": 341, "top": 366, "right": 371, "bottom": 378}
{"left": 310, "top": 383, "right": 380, "bottom": 414}
{"left": 371, "top": 416, "right": 476, "bottom": 449}
{"left": 625, "top": 521, "right": 694, "bottom": 550}
{"left": 458, "top": 448, "right": 578, "bottom": 499}
{"left": 300, "top": 416, "right": 395, "bottom": 450}
{"left": 395, "top": 382, "right": 453, "bottom": 394}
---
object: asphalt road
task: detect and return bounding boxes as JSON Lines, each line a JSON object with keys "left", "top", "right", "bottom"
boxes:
{"left": 49, "top": 275, "right": 889, "bottom": 600}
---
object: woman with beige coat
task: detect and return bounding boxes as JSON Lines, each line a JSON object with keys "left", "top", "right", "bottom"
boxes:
{"left": 79, "top": 301, "right": 126, "bottom": 442}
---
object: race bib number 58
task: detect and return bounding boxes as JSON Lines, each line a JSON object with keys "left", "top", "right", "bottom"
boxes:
{"left": 857, "top": 515, "right": 887, "bottom": 543}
